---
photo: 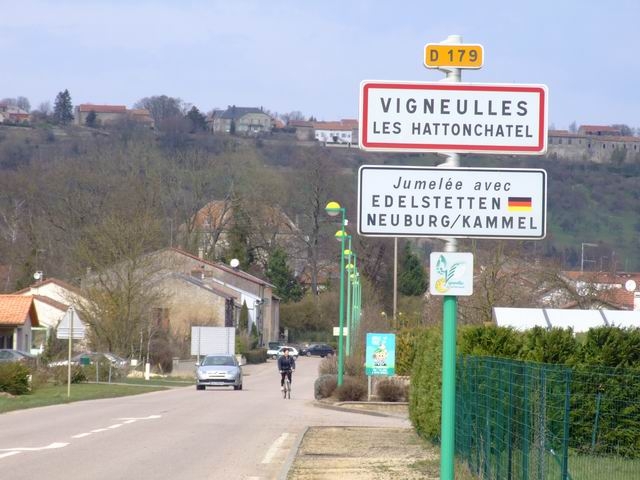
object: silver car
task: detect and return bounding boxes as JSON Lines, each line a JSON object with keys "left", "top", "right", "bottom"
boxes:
{"left": 195, "top": 354, "right": 243, "bottom": 391}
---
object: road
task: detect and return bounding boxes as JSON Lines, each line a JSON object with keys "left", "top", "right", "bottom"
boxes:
{"left": 0, "top": 357, "right": 409, "bottom": 480}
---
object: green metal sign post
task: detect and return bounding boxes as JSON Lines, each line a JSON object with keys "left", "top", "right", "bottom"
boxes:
{"left": 441, "top": 295, "right": 457, "bottom": 479}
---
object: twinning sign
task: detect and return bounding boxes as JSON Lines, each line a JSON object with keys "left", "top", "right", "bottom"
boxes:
{"left": 358, "top": 165, "right": 546, "bottom": 239}
{"left": 359, "top": 81, "right": 548, "bottom": 155}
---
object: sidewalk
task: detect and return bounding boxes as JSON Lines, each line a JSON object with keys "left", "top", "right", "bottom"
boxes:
{"left": 282, "top": 401, "right": 441, "bottom": 480}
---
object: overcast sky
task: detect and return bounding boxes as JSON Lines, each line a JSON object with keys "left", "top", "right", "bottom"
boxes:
{"left": 1, "top": 0, "right": 638, "bottom": 130}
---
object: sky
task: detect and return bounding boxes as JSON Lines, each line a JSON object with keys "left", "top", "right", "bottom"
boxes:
{"left": 1, "top": 0, "right": 639, "bottom": 130}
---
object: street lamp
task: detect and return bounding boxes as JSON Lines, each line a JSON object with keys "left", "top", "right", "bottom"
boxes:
{"left": 581, "top": 242, "right": 598, "bottom": 272}
{"left": 326, "top": 201, "right": 346, "bottom": 386}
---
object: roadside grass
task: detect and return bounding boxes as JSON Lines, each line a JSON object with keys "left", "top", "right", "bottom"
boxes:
{"left": 0, "top": 383, "right": 169, "bottom": 414}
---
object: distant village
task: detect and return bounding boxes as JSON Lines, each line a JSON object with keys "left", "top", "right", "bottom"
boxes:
{"left": 2, "top": 99, "right": 639, "bottom": 162}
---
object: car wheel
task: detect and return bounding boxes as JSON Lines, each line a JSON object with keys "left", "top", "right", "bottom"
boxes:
{"left": 272, "top": 355, "right": 277, "bottom": 360}
{"left": 196, "top": 385, "right": 205, "bottom": 391}
{"left": 306, "top": 352, "right": 311, "bottom": 357}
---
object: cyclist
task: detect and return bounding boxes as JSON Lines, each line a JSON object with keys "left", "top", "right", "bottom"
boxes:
{"left": 277, "top": 347, "right": 296, "bottom": 391}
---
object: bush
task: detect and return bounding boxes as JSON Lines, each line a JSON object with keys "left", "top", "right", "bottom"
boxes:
{"left": 314, "top": 374, "right": 338, "bottom": 399}
{"left": 335, "top": 376, "right": 367, "bottom": 401}
{"left": 318, "top": 354, "right": 364, "bottom": 377}
{"left": 50, "top": 365, "right": 87, "bottom": 385}
{"left": 409, "top": 327, "right": 443, "bottom": 440}
{"left": 376, "top": 377, "right": 407, "bottom": 402}
{"left": 244, "top": 348, "right": 267, "bottom": 364}
{"left": 0, "top": 362, "right": 32, "bottom": 395}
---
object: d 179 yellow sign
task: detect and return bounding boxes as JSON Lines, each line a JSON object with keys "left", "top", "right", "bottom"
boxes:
{"left": 424, "top": 43, "right": 484, "bottom": 69}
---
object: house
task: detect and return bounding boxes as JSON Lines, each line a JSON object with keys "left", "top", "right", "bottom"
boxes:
{"left": 151, "top": 248, "right": 280, "bottom": 345}
{"left": 74, "top": 104, "right": 154, "bottom": 128}
{"left": 0, "top": 295, "right": 39, "bottom": 351}
{"left": 312, "top": 119, "right": 358, "bottom": 145}
{"left": 208, "top": 106, "right": 272, "bottom": 135}
{"left": 0, "top": 103, "right": 30, "bottom": 124}
{"left": 14, "top": 278, "right": 88, "bottom": 351}
{"left": 547, "top": 127, "right": 640, "bottom": 162}
{"left": 150, "top": 272, "right": 237, "bottom": 340}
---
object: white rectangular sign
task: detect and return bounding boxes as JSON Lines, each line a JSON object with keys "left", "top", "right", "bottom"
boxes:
{"left": 358, "top": 165, "right": 546, "bottom": 239}
{"left": 359, "top": 80, "right": 548, "bottom": 154}
{"left": 430, "top": 252, "right": 474, "bottom": 296}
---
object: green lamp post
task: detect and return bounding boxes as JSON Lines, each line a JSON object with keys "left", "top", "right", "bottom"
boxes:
{"left": 326, "top": 201, "right": 346, "bottom": 386}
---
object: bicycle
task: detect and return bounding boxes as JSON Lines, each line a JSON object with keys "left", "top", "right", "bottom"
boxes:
{"left": 283, "top": 375, "right": 291, "bottom": 399}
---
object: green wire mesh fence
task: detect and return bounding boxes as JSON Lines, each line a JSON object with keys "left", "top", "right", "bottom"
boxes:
{"left": 456, "top": 356, "right": 640, "bottom": 480}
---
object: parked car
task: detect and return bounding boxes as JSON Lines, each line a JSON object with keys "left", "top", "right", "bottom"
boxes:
{"left": 0, "top": 349, "right": 37, "bottom": 365}
{"left": 267, "top": 343, "right": 283, "bottom": 358}
{"left": 49, "top": 352, "right": 128, "bottom": 368}
{"left": 195, "top": 354, "right": 243, "bottom": 391}
{"left": 304, "top": 343, "right": 335, "bottom": 357}
{"left": 273, "top": 346, "right": 299, "bottom": 360}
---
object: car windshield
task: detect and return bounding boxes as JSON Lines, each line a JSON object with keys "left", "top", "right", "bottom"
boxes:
{"left": 202, "top": 356, "right": 235, "bottom": 366}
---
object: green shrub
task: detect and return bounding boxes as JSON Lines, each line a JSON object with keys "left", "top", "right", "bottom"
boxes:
{"left": 244, "top": 348, "right": 267, "bottom": 364}
{"left": 376, "top": 377, "right": 407, "bottom": 402}
{"left": 396, "top": 327, "right": 423, "bottom": 376}
{"left": 50, "top": 365, "right": 88, "bottom": 385}
{"left": 521, "top": 326, "right": 578, "bottom": 364}
{"left": 409, "top": 326, "right": 443, "bottom": 440}
{"left": 314, "top": 374, "right": 338, "bottom": 399}
{"left": 335, "top": 376, "right": 367, "bottom": 401}
{"left": 0, "top": 362, "right": 32, "bottom": 395}
{"left": 458, "top": 325, "right": 524, "bottom": 358}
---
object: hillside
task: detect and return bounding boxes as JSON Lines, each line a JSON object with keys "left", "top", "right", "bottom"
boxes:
{"left": 0, "top": 123, "right": 638, "bottom": 296}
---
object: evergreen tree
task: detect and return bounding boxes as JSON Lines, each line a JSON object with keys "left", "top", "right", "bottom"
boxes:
{"left": 266, "top": 247, "right": 304, "bottom": 303}
{"left": 185, "top": 106, "right": 207, "bottom": 133}
{"left": 53, "top": 89, "right": 74, "bottom": 125}
{"left": 85, "top": 110, "right": 98, "bottom": 127}
{"left": 239, "top": 301, "right": 249, "bottom": 332}
{"left": 398, "top": 242, "right": 427, "bottom": 296}
{"left": 225, "top": 203, "right": 253, "bottom": 269}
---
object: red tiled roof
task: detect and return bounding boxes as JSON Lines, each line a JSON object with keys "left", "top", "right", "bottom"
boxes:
{"left": 78, "top": 104, "right": 127, "bottom": 113}
{"left": 0, "top": 295, "right": 39, "bottom": 326}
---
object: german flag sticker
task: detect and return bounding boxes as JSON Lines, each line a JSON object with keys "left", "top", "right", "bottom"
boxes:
{"left": 508, "top": 197, "right": 532, "bottom": 212}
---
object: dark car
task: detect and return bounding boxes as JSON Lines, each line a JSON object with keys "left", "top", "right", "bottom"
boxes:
{"left": 304, "top": 343, "right": 335, "bottom": 357}
{"left": 0, "top": 349, "right": 37, "bottom": 366}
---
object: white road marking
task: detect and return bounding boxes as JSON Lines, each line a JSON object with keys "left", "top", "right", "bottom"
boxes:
{"left": 1, "top": 415, "right": 164, "bottom": 462}
{"left": 0, "top": 452, "right": 21, "bottom": 459}
{"left": 118, "top": 415, "right": 161, "bottom": 421}
{"left": 261, "top": 433, "right": 289, "bottom": 464}
{"left": 0, "top": 442, "right": 68, "bottom": 452}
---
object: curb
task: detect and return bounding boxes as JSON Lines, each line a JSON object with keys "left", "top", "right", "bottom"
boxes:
{"left": 312, "top": 400, "right": 408, "bottom": 418}
{"left": 278, "top": 426, "right": 308, "bottom": 480}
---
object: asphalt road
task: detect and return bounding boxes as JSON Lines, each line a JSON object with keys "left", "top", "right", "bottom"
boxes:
{"left": 0, "top": 357, "right": 409, "bottom": 480}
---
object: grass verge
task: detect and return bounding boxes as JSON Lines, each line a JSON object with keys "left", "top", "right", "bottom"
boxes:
{"left": 0, "top": 383, "right": 168, "bottom": 414}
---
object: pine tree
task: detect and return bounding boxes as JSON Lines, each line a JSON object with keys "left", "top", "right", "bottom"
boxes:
{"left": 85, "top": 110, "right": 98, "bottom": 127}
{"left": 266, "top": 247, "right": 304, "bottom": 303}
{"left": 185, "top": 106, "right": 207, "bottom": 132}
{"left": 53, "top": 89, "right": 74, "bottom": 125}
{"left": 398, "top": 242, "right": 427, "bottom": 296}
